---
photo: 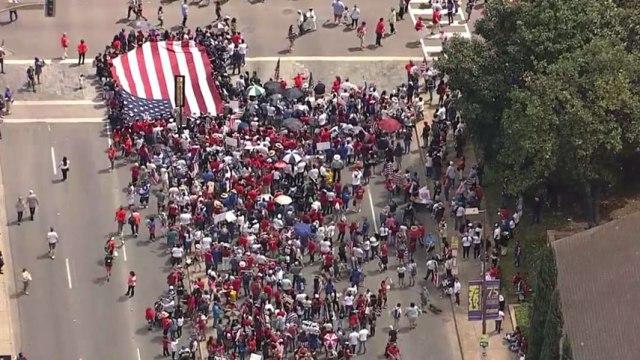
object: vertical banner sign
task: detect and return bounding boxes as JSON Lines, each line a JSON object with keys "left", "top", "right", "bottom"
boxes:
{"left": 484, "top": 280, "right": 501, "bottom": 320}
{"left": 468, "top": 280, "right": 482, "bottom": 320}
{"left": 174, "top": 75, "right": 185, "bottom": 108}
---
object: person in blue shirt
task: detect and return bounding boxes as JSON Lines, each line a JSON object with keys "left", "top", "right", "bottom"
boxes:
{"left": 342, "top": 186, "right": 351, "bottom": 212}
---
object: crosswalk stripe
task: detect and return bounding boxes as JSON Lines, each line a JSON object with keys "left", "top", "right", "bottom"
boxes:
{"left": 424, "top": 32, "right": 471, "bottom": 39}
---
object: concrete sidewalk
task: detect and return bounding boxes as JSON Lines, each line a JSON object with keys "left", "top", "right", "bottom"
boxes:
{"left": 413, "top": 108, "right": 516, "bottom": 360}
{"left": 0, "top": 153, "right": 18, "bottom": 358}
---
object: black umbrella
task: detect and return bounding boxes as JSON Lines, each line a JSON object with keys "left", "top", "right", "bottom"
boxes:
{"left": 314, "top": 82, "right": 326, "bottom": 96}
{"left": 282, "top": 117, "right": 303, "bottom": 131}
{"left": 264, "top": 81, "right": 282, "bottom": 95}
{"left": 283, "top": 87, "right": 304, "bottom": 100}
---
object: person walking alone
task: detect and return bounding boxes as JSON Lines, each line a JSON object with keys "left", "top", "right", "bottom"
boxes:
{"left": 58, "top": 156, "right": 70, "bottom": 181}
{"left": 375, "top": 18, "right": 385, "bottom": 47}
{"left": 126, "top": 271, "right": 136, "bottom": 297}
{"left": 77, "top": 39, "right": 88, "bottom": 65}
{"left": 349, "top": 5, "right": 360, "bottom": 28}
{"left": 388, "top": 8, "right": 397, "bottom": 35}
{"left": 356, "top": 22, "right": 366, "bottom": 49}
{"left": 26, "top": 190, "right": 39, "bottom": 221}
{"left": 60, "top": 33, "right": 70, "bottom": 59}
{"left": 8, "top": 0, "right": 19, "bottom": 22}
{"left": 47, "top": 227, "right": 59, "bottom": 259}
{"left": 181, "top": 0, "right": 189, "bottom": 28}
{"left": 157, "top": 6, "right": 164, "bottom": 28}
{"left": 0, "top": 45, "right": 5, "bottom": 74}
{"left": 21, "top": 268, "right": 32, "bottom": 295}
{"left": 15, "top": 196, "right": 25, "bottom": 225}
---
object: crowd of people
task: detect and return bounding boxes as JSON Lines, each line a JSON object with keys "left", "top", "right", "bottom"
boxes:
{"left": 88, "top": 3, "right": 524, "bottom": 360}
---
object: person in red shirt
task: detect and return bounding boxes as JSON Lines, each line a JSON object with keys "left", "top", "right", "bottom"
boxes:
{"left": 375, "top": 18, "right": 386, "bottom": 47}
{"left": 106, "top": 145, "right": 117, "bottom": 171}
{"left": 337, "top": 217, "right": 347, "bottom": 242}
{"left": 60, "top": 33, "right": 70, "bottom": 59}
{"left": 231, "top": 32, "right": 242, "bottom": 45}
{"left": 293, "top": 73, "right": 305, "bottom": 88}
{"left": 415, "top": 17, "right": 425, "bottom": 32}
{"left": 115, "top": 207, "right": 127, "bottom": 235}
{"left": 77, "top": 39, "right": 88, "bottom": 65}
{"left": 145, "top": 307, "right": 156, "bottom": 330}
{"left": 431, "top": 7, "right": 442, "bottom": 35}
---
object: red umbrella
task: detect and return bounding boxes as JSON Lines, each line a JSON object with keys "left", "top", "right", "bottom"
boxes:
{"left": 377, "top": 117, "right": 402, "bottom": 133}
{"left": 323, "top": 332, "right": 339, "bottom": 349}
{"left": 274, "top": 160, "right": 288, "bottom": 169}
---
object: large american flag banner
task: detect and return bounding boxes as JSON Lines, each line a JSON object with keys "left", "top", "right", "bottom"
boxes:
{"left": 118, "top": 89, "right": 173, "bottom": 121}
{"left": 110, "top": 40, "right": 223, "bottom": 116}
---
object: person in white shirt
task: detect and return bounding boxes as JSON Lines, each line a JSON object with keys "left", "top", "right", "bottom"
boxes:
{"left": 21, "top": 268, "right": 32, "bottom": 295}
{"left": 47, "top": 227, "right": 59, "bottom": 259}
{"left": 357, "top": 327, "right": 369, "bottom": 354}
{"left": 495, "top": 310, "right": 505, "bottom": 333}
{"left": 171, "top": 246, "right": 184, "bottom": 266}
{"left": 348, "top": 330, "right": 359, "bottom": 352}
{"left": 307, "top": 8, "right": 317, "bottom": 30}
{"left": 350, "top": 5, "right": 361, "bottom": 28}
{"left": 453, "top": 277, "right": 461, "bottom": 306}
{"left": 461, "top": 233, "right": 472, "bottom": 259}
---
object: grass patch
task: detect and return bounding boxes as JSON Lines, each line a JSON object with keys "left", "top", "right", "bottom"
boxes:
{"left": 513, "top": 303, "right": 531, "bottom": 338}
{"left": 480, "top": 164, "right": 566, "bottom": 302}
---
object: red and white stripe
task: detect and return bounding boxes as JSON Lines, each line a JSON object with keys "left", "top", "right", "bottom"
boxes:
{"left": 110, "top": 40, "right": 223, "bottom": 116}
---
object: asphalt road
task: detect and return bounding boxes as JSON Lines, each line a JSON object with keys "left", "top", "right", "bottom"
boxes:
{"left": 0, "top": 0, "right": 466, "bottom": 359}
{"left": 0, "top": 122, "right": 178, "bottom": 360}
{"left": 0, "top": 0, "right": 421, "bottom": 59}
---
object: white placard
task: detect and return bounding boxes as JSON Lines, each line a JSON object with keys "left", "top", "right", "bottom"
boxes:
{"left": 225, "top": 136, "right": 238, "bottom": 147}
{"left": 316, "top": 142, "right": 331, "bottom": 151}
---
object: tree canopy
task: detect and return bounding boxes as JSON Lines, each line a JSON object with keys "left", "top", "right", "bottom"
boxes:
{"left": 436, "top": 0, "right": 640, "bottom": 222}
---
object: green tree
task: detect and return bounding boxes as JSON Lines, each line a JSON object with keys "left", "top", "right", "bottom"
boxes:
{"left": 498, "top": 40, "right": 640, "bottom": 223}
{"left": 527, "top": 246, "right": 558, "bottom": 359}
{"left": 436, "top": 0, "right": 626, "bottom": 160}
{"left": 539, "top": 290, "right": 563, "bottom": 360}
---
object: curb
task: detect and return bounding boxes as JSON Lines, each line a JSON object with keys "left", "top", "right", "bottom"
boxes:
{"left": 0, "top": 154, "right": 18, "bottom": 357}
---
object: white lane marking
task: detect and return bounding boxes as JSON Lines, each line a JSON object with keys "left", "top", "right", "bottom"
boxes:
{"left": 136, "top": 347, "right": 141, "bottom": 360}
{"left": 6, "top": 56, "right": 424, "bottom": 64}
{"left": 366, "top": 186, "right": 378, "bottom": 230}
{"left": 122, "top": 244, "right": 128, "bottom": 262}
{"left": 47, "top": 124, "right": 51, "bottom": 132}
{"left": 51, "top": 147, "right": 57, "bottom": 175}
{"left": 12, "top": 100, "right": 101, "bottom": 106}
{"left": 2, "top": 118, "right": 104, "bottom": 124}
{"left": 65, "top": 258, "right": 73, "bottom": 289}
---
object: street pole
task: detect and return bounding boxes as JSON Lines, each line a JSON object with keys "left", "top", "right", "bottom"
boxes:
{"left": 480, "top": 209, "right": 489, "bottom": 334}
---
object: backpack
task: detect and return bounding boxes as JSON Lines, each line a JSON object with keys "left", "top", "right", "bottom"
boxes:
{"left": 392, "top": 308, "right": 401, "bottom": 319}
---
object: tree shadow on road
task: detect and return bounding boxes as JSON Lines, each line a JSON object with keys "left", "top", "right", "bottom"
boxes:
{"left": 406, "top": 40, "right": 421, "bottom": 49}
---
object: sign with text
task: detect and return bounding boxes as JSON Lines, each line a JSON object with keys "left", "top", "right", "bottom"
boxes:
{"left": 468, "top": 279, "right": 501, "bottom": 321}
{"left": 174, "top": 75, "right": 185, "bottom": 108}
{"left": 484, "top": 279, "right": 501, "bottom": 320}
{"left": 468, "top": 280, "right": 482, "bottom": 320}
